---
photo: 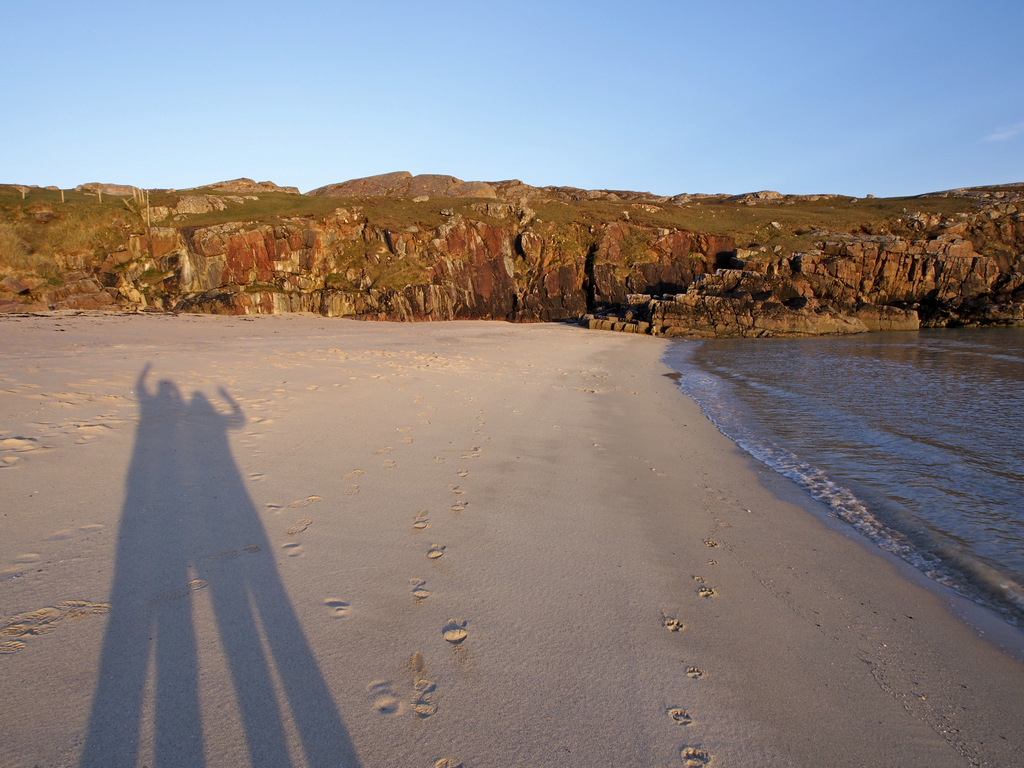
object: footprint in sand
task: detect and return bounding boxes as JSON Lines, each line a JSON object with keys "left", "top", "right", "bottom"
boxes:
{"left": 281, "top": 542, "right": 304, "bottom": 558}
{"left": 409, "top": 651, "right": 438, "bottom": 717}
{"left": 434, "top": 760, "right": 462, "bottom": 768}
{"left": 324, "top": 599, "right": 350, "bottom": 618}
{"left": 206, "top": 549, "right": 241, "bottom": 562}
{"left": 707, "top": 559, "right": 718, "bottom": 566}
{"left": 286, "top": 519, "right": 312, "bottom": 535}
{"left": 697, "top": 586, "right": 716, "bottom": 599}
{"left": 149, "top": 581, "right": 207, "bottom": 605}
{"left": 44, "top": 529, "right": 76, "bottom": 542}
{"left": 382, "top": 459, "right": 397, "bottom": 470}
{"left": 0, "top": 436, "right": 43, "bottom": 452}
{"left": 681, "top": 747, "right": 712, "bottom": 767}
{"left": 663, "top": 615, "right": 686, "bottom": 633}
{"left": 427, "top": 544, "right": 445, "bottom": 560}
{"left": 434, "top": 456, "right": 446, "bottom": 465}
{"left": 703, "top": 539, "right": 719, "bottom": 548}
{"left": 450, "top": 501, "right": 467, "bottom": 513}
{"left": 344, "top": 484, "right": 360, "bottom": 496}
{"left": 1, "top": 601, "right": 110, "bottom": 653}
{"left": 367, "top": 681, "right": 400, "bottom": 715}
{"left": 669, "top": 707, "right": 694, "bottom": 726}
{"left": 456, "top": 469, "right": 469, "bottom": 478}
{"left": 343, "top": 469, "right": 364, "bottom": 481}
{"left": 373, "top": 446, "right": 394, "bottom": 456}
{"left": 450, "top": 485, "right": 464, "bottom": 495}
{"left": 442, "top": 619, "right": 468, "bottom": 644}
{"left": 401, "top": 437, "right": 414, "bottom": 444}
{"left": 685, "top": 666, "right": 705, "bottom": 680}
{"left": 413, "top": 511, "right": 430, "bottom": 530}
{"left": 288, "top": 495, "right": 321, "bottom": 509}
{"left": 410, "top": 579, "right": 430, "bottom": 601}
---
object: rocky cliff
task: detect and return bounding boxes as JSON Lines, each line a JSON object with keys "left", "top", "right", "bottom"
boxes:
{"left": 1, "top": 176, "right": 1021, "bottom": 335}
{"left": 86, "top": 203, "right": 734, "bottom": 322}
{"left": 623, "top": 227, "right": 1021, "bottom": 337}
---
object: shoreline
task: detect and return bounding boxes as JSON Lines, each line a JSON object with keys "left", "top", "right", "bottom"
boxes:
{"left": 661, "top": 331, "right": 1024, "bottom": 649}
{"left": 2, "top": 313, "right": 1022, "bottom": 767}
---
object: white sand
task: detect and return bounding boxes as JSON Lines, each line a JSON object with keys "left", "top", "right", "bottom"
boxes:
{"left": 1, "top": 312, "right": 1022, "bottom": 768}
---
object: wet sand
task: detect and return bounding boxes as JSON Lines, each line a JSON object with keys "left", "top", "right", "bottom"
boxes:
{"left": 1, "top": 312, "right": 1022, "bottom": 767}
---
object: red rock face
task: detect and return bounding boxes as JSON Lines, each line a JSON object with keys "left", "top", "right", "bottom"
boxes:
{"left": 804, "top": 235, "right": 1001, "bottom": 307}
{"left": 17, "top": 195, "right": 1016, "bottom": 332}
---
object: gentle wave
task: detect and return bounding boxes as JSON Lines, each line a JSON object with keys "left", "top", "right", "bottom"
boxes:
{"left": 664, "top": 331, "right": 1024, "bottom": 626}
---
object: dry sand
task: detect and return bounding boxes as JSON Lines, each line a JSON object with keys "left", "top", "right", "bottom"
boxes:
{"left": 1, "top": 312, "right": 1022, "bottom": 768}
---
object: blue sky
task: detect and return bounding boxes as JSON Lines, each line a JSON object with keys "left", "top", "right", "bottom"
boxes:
{"left": 4, "top": 1, "right": 1022, "bottom": 197}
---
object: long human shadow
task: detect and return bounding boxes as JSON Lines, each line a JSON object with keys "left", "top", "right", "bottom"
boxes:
{"left": 81, "top": 364, "right": 360, "bottom": 768}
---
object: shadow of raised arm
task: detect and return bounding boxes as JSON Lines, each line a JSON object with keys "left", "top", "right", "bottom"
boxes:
{"left": 135, "top": 362, "right": 153, "bottom": 399}
{"left": 217, "top": 386, "right": 246, "bottom": 429}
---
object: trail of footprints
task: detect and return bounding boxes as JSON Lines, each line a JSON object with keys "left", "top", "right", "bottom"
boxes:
{"left": 280, "top": 394, "right": 486, "bottom": 748}
{"left": 658, "top": 530, "right": 730, "bottom": 765}
{"left": 365, "top": 400, "right": 483, "bottom": 750}
{"left": 1, "top": 600, "right": 110, "bottom": 654}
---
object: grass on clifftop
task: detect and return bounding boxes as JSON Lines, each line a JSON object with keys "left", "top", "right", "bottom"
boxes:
{"left": 531, "top": 194, "right": 977, "bottom": 256}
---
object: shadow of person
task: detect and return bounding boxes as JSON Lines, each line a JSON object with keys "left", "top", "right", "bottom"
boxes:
{"left": 81, "top": 365, "right": 360, "bottom": 768}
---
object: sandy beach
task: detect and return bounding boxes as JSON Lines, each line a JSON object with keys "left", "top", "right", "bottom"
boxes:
{"left": 1, "top": 312, "right": 1022, "bottom": 768}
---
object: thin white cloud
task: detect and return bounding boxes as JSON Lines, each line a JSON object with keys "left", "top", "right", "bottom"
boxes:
{"left": 984, "top": 121, "right": 1024, "bottom": 142}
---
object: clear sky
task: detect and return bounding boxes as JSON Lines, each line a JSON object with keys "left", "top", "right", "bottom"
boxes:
{"left": 4, "top": 0, "right": 1022, "bottom": 197}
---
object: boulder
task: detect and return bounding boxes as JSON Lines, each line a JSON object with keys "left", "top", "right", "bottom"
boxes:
{"left": 854, "top": 304, "right": 920, "bottom": 332}
{"left": 74, "top": 183, "right": 137, "bottom": 196}
{"left": 1, "top": 276, "right": 30, "bottom": 295}
{"left": 175, "top": 195, "right": 216, "bottom": 214}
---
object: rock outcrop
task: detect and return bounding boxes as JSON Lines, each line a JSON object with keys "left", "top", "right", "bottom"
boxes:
{"left": 74, "top": 183, "right": 138, "bottom": 196}
{"left": 205, "top": 178, "right": 300, "bottom": 194}
{"left": 308, "top": 171, "right": 668, "bottom": 204}
{"left": 309, "top": 172, "right": 499, "bottom": 200}
{"left": 1, "top": 178, "right": 1021, "bottom": 335}
{"left": 588, "top": 224, "right": 1022, "bottom": 337}
{"left": 89, "top": 211, "right": 731, "bottom": 322}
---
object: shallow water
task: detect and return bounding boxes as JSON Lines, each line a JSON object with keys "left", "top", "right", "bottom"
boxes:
{"left": 664, "top": 328, "right": 1024, "bottom": 625}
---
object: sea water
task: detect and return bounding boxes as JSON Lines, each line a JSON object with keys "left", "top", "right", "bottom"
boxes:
{"left": 664, "top": 328, "right": 1024, "bottom": 626}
